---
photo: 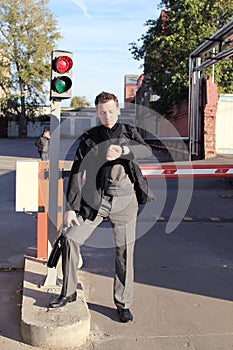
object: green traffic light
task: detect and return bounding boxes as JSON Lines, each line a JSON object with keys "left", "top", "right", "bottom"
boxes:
{"left": 55, "top": 78, "right": 66, "bottom": 93}
{"left": 53, "top": 77, "right": 72, "bottom": 94}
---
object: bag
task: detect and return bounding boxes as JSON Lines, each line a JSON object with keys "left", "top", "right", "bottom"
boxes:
{"left": 47, "top": 234, "right": 65, "bottom": 268}
{"left": 131, "top": 162, "right": 155, "bottom": 204}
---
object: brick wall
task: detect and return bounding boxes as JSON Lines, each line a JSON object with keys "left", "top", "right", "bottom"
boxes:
{"left": 169, "top": 76, "right": 219, "bottom": 159}
{"left": 136, "top": 75, "right": 219, "bottom": 159}
{"left": 203, "top": 76, "right": 219, "bottom": 158}
{"left": 170, "top": 99, "right": 189, "bottom": 137}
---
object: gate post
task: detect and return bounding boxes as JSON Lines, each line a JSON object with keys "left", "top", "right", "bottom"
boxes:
{"left": 37, "top": 160, "right": 64, "bottom": 260}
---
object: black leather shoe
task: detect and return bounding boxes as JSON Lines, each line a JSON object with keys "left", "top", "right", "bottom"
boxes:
{"left": 49, "top": 292, "right": 77, "bottom": 308}
{"left": 117, "top": 308, "right": 133, "bottom": 323}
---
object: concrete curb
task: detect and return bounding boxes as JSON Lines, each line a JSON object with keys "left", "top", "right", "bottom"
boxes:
{"left": 21, "top": 257, "right": 91, "bottom": 348}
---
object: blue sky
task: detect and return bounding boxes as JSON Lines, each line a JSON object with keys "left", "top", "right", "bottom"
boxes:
{"left": 48, "top": 0, "right": 161, "bottom": 107}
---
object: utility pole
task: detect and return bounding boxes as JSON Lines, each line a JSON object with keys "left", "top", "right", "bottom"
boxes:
{"left": 44, "top": 99, "right": 62, "bottom": 286}
{"left": 43, "top": 50, "right": 73, "bottom": 286}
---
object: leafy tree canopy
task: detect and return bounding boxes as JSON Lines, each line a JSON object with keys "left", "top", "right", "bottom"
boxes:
{"left": 0, "top": 0, "right": 62, "bottom": 136}
{"left": 70, "top": 96, "right": 91, "bottom": 108}
{"left": 130, "top": 0, "right": 233, "bottom": 115}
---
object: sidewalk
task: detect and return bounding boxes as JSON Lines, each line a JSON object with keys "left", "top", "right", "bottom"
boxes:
{"left": 1, "top": 138, "right": 233, "bottom": 349}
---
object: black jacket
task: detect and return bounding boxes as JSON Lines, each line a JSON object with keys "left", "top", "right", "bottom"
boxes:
{"left": 66, "top": 123, "right": 153, "bottom": 221}
{"left": 35, "top": 136, "right": 50, "bottom": 154}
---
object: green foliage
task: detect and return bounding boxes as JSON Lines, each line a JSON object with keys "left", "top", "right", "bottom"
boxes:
{"left": 0, "top": 0, "right": 62, "bottom": 135}
{"left": 0, "top": 94, "right": 45, "bottom": 120}
{"left": 130, "top": 0, "right": 233, "bottom": 115}
{"left": 212, "top": 60, "right": 233, "bottom": 94}
{"left": 70, "top": 96, "right": 91, "bottom": 108}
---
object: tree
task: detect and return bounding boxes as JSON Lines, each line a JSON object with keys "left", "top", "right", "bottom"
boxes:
{"left": 0, "top": 0, "right": 62, "bottom": 137}
{"left": 70, "top": 96, "right": 91, "bottom": 108}
{"left": 130, "top": 0, "right": 233, "bottom": 115}
{"left": 0, "top": 49, "right": 10, "bottom": 99}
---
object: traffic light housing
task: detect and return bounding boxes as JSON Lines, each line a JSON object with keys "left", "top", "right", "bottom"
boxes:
{"left": 50, "top": 50, "right": 73, "bottom": 100}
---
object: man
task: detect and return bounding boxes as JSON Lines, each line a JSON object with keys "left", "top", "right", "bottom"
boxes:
{"left": 35, "top": 128, "right": 50, "bottom": 160}
{"left": 49, "top": 91, "right": 152, "bottom": 323}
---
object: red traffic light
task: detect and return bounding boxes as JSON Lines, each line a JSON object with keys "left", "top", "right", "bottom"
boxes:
{"left": 55, "top": 56, "right": 73, "bottom": 74}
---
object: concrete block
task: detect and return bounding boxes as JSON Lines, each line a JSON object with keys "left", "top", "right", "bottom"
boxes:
{"left": 21, "top": 257, "right": 91, "bottom": 348}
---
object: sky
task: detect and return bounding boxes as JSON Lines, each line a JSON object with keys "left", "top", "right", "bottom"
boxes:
{"left": 48, "top": 0, "right": 161, "bottom": 107}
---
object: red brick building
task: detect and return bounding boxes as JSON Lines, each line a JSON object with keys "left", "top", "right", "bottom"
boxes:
{"left": 124, "top": 74, "right": 139, "bottom": 108}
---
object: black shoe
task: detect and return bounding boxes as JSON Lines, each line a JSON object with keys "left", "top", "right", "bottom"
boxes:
{"left": 117, "top": 308, "right": 133, "bottom": 323}
{"left": 49, "top": 292, "right": 77, "bottom": 308}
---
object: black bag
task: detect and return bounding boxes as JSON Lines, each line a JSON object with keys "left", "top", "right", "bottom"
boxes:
{"left": 131, "top": 162, "right": 155, "bottom": 204}
{"left": 47, "top": 235, "right": 65, "bottom": 268}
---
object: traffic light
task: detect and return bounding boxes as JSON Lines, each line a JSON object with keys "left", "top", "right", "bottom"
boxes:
{"left": 50, "top": 50, "right": 73, "bottom": 100}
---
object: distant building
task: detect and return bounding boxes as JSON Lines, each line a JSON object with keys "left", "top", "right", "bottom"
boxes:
{"left": 124, "top": 74, "right": 139, "bottom": 108}
{"left": 136, "top": 74, "right": 160, "bottom": 108}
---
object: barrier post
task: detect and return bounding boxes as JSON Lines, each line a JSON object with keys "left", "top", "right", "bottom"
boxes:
{"left": 37, "top": 161, "right": 64, "bottom": 259}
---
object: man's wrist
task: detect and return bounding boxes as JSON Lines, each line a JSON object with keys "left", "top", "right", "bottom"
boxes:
{"left": 121, "top": 145, "right": 130, "bottom": 156}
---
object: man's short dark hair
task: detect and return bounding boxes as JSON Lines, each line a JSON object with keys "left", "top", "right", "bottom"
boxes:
{"left": 95, "top": 91, "right": 119, "bottom": 106}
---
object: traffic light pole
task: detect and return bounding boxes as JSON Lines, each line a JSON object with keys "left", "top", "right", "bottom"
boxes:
{"left": 44, "top": 99, "right": 61, "bottom": 286}
{"left": 43, "top": 50, "right": 73, "bottom": 286}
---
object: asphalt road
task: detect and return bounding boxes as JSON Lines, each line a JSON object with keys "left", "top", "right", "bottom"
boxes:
{"left": 0, "top": 138, "right": 233, "bottom": 349}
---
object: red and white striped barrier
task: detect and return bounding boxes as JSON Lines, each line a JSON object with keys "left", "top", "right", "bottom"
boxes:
{"left": 140, "top": 164, "right": 233, "bottom": 178}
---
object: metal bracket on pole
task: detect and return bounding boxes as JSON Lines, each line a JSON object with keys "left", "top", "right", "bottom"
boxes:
{"left": 43, "top": 99, "right": 62, "bottom": 287}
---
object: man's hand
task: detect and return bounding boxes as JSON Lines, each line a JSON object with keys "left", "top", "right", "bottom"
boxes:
{"left": 106, "top": 144, "right": 129, "bottom": 161}
{"left": 106, "top": 144, "right": 121, "bottom": 161}
{"left": 64, "top": 210, "right": 80, "bottom": 228}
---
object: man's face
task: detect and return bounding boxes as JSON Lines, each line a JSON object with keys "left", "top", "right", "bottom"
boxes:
{"left": 96, "top": 100, "right": 120, "bottom": 129}
{"left": 44, "top": 131, "right": 50, "bottom": 138}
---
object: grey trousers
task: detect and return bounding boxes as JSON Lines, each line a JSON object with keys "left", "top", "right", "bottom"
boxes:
{"left": 61, "top": 193, "right": 138, "bottom": 310}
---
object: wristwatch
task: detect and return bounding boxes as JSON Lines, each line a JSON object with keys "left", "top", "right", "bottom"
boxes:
{"left": 121, "top": 145, "right": 129, "bottom": 155}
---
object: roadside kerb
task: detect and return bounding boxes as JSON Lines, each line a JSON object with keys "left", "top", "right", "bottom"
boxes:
{"left": 21, "top": 257, "right": 91, "bottom": 349}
